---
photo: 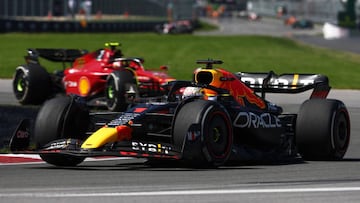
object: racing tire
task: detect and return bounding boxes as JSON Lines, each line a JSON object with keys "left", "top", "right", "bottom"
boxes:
{"left": 35, "top": 96, "right": 89, "bottom": 166}
{"left": 173, "top": 100, "right": 233, "bottom": 167}
{"left": 105, "top": 70, "right": 139, "bottom": 112}
{"left": 39, "top": 154, "right": 86, "bottom": 167}
{"left": 296, "top": 99, "right": 350, "bottom": 160}
{"left": 12, "top": 64, "right": 52, "bottom": 105}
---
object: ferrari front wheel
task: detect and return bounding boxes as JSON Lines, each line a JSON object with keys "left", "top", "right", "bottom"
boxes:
{"left": 105, "top": 70, "right": 139, "bottom": 112}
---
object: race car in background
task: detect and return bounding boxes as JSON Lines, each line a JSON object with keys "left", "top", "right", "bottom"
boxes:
{"left": 12, "top": 42, "right": 174, "bottom": 111}
{"left": 154, "top": 20, "right": 194, "bottom": 34}
{"left": 10, "top": 59, "right": 350, "bottom": 167}
{"left": 284, "top": 16, "right": 314, "bottom": 29}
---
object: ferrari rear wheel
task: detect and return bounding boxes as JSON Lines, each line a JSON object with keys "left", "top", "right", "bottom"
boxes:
{"left": 13, "top": 64, "right": 52, "bottom": 105}
{"left": 173, "top": 100, "right": 233, "bottom": 167}
{"left": 296, "top": 99, "right": 350, "bottom": 160}
{"left": 105, "top": 70, "right": 139, "bottom": 112}
{"left": 35, "top": 96, "right": 89, "bottom": 166}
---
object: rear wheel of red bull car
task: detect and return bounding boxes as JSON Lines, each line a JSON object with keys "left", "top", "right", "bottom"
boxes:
{"left": 296, "top": 99, "right": 350, "bottom": 160}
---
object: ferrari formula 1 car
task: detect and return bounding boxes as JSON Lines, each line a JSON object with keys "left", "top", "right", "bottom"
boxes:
{"left": 154, "top": 20, "right": 194, "bottom": 34}
{"left": 12, "top": 42, "right": 174, "bottom": 111}
{"left": 10, "top": 59, "right": 350, "bottom": 167}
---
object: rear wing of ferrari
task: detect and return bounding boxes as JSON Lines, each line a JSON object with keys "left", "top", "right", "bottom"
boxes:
{"left": 25, "top": 48, "right": 88, "bottom": 63}
{"left": 235, "top": 71, "right": 331, "bottom": 99}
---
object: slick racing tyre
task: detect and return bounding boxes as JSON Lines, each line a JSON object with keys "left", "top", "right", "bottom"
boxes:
{"left": 105, "top": 70, "right": 139, "bottom": 112}
{"left": 173, "top": 100, "right": 233, "bottom": 167}
{"left": 13, "top": 64, "right": 51, "bottom": 105}
{"left": 39, "top": 153, "right": 85, "bottom": 167}
{"left": 296, "top": 99, "right": 350, "bottom": 160}
{"left": 35, "top": 96, "right": 89, "bottom": 166}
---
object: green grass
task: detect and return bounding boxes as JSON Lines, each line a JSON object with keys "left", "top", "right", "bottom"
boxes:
{"left": 1, "top": 33, "right": 360, "bottom": 89}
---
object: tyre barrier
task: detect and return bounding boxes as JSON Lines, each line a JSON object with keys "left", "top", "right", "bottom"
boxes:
{"left": 0, "top": 18, "right": 166, "bottom": 33}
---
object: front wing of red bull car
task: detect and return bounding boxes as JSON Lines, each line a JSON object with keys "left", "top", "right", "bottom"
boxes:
{"left": 9, "top": 59, "right": 350, "bottom": 167}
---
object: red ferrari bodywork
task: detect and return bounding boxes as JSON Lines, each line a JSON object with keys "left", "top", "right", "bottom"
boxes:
{"left": 62, "top": 46, "right": 174, "bottom": 99}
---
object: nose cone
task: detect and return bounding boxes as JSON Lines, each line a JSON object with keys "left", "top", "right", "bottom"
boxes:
{"left": 81, "top": 125, "right": 133, "bottom": 149}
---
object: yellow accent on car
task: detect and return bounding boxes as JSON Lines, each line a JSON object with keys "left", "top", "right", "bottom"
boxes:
{"left": 81, "top": 127, "right": 118, "bottom": 149}
{"left": 105, "top": 42, "right": 120, "bottom": 47}
{"left": 292, "top": 74, "right": 299, "bottom": 89}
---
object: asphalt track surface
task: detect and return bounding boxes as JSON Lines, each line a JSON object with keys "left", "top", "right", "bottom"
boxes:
{"left": 1, "top": 18, "right": 360, "bottom": 203}
{"left": 196, "top": 18, "right": 360, "bottom": 54}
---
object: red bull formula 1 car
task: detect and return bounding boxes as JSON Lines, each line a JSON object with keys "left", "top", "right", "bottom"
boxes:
{"left": 10, "top": 59, "right": 350, "bottom": 167}
{"left": 12, "top": 42, "right": 174, "bottom": 111}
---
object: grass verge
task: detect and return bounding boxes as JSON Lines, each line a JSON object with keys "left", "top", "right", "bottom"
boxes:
{"left": 0, "top": 33, "right": 359, "bottom": 89}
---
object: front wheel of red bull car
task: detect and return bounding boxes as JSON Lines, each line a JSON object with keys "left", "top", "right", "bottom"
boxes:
{"left": 173, "top": 100, "right": 233, "bottom": 167}
{"left": 34, "top": 96, "right": 90, "bottom": 166}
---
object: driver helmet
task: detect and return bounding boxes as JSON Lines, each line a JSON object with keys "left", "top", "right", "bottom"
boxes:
{"left": 182, "top": 87, "right": 203, "bottom": 99}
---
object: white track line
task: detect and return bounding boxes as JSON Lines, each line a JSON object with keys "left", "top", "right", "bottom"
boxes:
{"left": 1, "top": 187, "right": 360, "bottom": 197}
